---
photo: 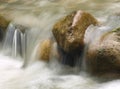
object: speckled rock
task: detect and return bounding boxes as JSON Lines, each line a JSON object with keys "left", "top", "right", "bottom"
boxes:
{"left": 86, "top": 27, "right": 120, "bottom": 77}
{"left": 52, "top": 10, "right": 98, "bottom": 53}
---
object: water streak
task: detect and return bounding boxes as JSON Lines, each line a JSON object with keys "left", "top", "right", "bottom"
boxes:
{"left": 3, "top": 23, "right": 27, "bottom": 60}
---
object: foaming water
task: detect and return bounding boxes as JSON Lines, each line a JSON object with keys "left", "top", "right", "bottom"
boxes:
{"left": 1, "top": 53, "right": 120, "bottom": 89}
{"left": 0, "top": 53, "right": 98, "bottom": 89}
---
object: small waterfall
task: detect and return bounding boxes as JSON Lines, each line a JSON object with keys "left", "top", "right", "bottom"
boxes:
{"left": 3, "top": 23, "right": 27, "bottom": 61}
{"left": 3, "top": 23, "right": 15, "bottom": 55}
{"left": 21, "top": 32, "right": 26, "bottom": 60}
{"left": 0, "top": 28, "right": 4, "bottom": 42}
{"left": 12, "top": 29, "right": 22, "bottom": 57}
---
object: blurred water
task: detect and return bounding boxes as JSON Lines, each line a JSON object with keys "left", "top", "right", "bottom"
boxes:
{"left": 0, "top": 0, "right": 120, "bottom": 89}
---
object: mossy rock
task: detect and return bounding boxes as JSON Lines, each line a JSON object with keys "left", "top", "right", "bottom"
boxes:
{"left": 52, "top": 10, "right": 98, "bottom": 53}
{"left": 86, "top": 27, "right": 120, "bottom": 78}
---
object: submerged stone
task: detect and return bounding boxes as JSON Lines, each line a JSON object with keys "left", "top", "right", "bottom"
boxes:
{"left": 86, "top": 27, "right": 120, "bottom": 78}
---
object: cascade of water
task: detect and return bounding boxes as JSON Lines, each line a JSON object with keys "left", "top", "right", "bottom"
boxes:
{"left": 3, "top": 23, "right": 27, "bottom": 61}
{"left": 21, "top": 31, "right": 27, "bottom": 68}
{"left": 21, "top": 32, "right": 26, "bottom": 60}
{"left": 12, "top": 29, "right": 22, "bottom": 57}
{"left": 3, "top": 23, "right": 16, "bottom": 55}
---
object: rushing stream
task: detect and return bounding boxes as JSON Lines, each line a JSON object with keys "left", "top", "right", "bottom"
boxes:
{"left": 0, "top": 0, "right": 120, "bottom": 89}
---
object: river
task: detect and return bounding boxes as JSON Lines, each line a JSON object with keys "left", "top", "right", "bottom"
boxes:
{"left": 0, "top": 0, "right": 120, "bottom": 89}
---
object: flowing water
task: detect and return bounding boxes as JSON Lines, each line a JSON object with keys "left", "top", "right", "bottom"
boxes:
{"left": 0, "top": 0, "right": 120, "bottom": 89}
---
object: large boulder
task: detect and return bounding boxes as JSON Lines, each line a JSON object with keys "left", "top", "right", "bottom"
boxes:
{"left": 86, "top": 27, "right": 120, "bottom": 78}
{"left": 52, "top": 10, "right": 98, "bottom": 53}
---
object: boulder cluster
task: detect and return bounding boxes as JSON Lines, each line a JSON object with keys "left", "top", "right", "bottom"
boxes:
{"left": 38, "top": 10, "right": 120, "bottom": 78}
{"left": 1, "top": 10, "right": 120, "bottom": 78}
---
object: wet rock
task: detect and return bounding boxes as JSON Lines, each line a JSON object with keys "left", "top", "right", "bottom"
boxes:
{"left": 86, "top": 27, "right": 120, "bottom": 77}
{"left": 0, "top": 15, "right": 10, "bottom": 30}
{"left": 52, "top": 10, "right": 98, "bottom": 53}
{"left": 0, "top": 15, "right": 10, "bottom": 41}
{"left": 37, "top": 39, "right": 53, "bottom": 62}
{"left": 52, "top": 10, "right": 98, "bottom": 67}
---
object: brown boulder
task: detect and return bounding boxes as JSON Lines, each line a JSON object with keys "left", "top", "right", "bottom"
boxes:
{"left": 86, "top": 27, "right": 120, "bottom": 77}
{"left": 52, "top": 10, "right": 98, "bottom": 53}
{"left": 36, "top": 39, "right": 60, "bottom": 62}
{"left": 37, "top": 39, "right": 53, "bottom": 62}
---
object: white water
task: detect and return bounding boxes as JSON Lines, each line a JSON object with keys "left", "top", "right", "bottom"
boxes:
{"left": 0, "top": 54, "right": 94, "bottom": 89}
{"left": 0, "top": 0, "right": 120, "bottom": 89}
{"left": 1, "top": 53, "right": 120, "bottom": 89}
{"left": 3, "top": 23, "right": 26, "bottom": 58}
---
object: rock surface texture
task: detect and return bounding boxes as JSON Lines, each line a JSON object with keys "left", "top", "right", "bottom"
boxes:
{"left": 37, "top": 39, "right": 53, "bottom": 62}
{"left": 86, "top": 27, "right": 120, "bottom": 78}
{"left": 52, "top": 10, "right": 98, "bottom": 53}
{"left": 52, "top": 10, "right": 98, "bottom": 66}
